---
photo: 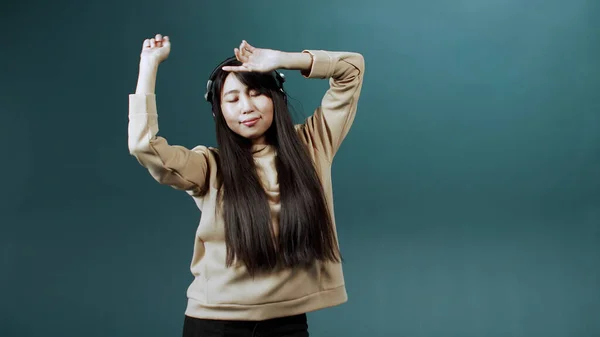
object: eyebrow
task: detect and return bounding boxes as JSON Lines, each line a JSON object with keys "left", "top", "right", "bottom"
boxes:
{"left": 223, "top": 89, "right": 240, "bottom": 97}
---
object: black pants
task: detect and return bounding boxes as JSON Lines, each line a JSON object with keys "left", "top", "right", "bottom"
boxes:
{"left": 182, "top": 313, "right": 309, "bottom": 337}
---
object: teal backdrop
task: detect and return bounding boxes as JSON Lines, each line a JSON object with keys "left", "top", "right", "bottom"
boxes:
{"left": 1, "top": 0, "right": 599, "bottom": 336}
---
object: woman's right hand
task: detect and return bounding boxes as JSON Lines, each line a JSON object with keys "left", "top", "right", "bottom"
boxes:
{"left": 140, "top": 33, "right": 171, "bottom": 64}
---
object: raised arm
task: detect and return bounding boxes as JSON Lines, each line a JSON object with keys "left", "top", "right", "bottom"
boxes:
{"left": 128, "top": 34, "right": 210, "bottom": 196}
{"left": 295, "top": 50, "right": 365, "bottom": 162}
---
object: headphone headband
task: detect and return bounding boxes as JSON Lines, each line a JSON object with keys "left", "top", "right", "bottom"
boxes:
{"left": 204, "top": 56, "right": 286, "bottom": 103}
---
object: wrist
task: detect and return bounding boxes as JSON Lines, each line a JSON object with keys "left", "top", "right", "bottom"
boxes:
{"left": 139, "top": 57, "right": 160, "bottom": 71}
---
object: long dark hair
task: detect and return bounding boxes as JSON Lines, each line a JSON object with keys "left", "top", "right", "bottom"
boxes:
{"left": 209, "top": 58, "right": 342, "bottom": 275}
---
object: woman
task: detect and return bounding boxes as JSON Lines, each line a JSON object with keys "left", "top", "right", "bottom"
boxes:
{"left": 128, "top": 33, "right": 365, "bottom": 337}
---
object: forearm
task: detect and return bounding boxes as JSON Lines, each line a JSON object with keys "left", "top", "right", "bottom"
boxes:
{"left": 277, "top": 51, "right": 313, "bottom": 74}
{"left": 135, "top": 59, "right": 160, "bottom": 94}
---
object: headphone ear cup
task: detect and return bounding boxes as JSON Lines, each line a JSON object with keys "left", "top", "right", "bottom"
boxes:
{"left": 275, "top": 71, "right": 285, "bottom": 88}
{"left": 205, "top": 79, "right": 213, "bottom": 102}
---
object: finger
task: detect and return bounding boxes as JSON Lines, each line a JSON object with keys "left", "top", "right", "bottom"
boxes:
{"left": 150, "top": 38, "right": 156, "bottom": 48}
{"left": 234, "top": 48, "right": 245, "bottom": 62}
{"left": 242, "top": 40, "right": 255, "bottom": 52}
{"left": 239, "top": 42, "right": 247, "bottom": 57}
{"left": 163, "top": 36, "right": 171, "bottom": 47}
{"left": 155, "top": 33, "right": 163, "bottom": 41}
{"left": 143, "top": 39, "right": 151, "bottom": 48}
{"left": 222, "top": 65, "right": 250, "bottom": 72}
{"left": 239, "top": 41, "right": 250, "bottom": 58}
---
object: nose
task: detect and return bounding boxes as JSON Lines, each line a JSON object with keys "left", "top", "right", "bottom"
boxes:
{"left": 239, "top": 95, "right": 255, "bottom": 114}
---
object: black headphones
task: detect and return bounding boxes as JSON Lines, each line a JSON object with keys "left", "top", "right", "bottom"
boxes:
{"left": 204, "top": 56, "right": 286, "bottom": 104}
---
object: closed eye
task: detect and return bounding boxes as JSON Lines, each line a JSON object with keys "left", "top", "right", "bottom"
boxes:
{"left": 223, "top": 90, "right": 262, "bottom": 103}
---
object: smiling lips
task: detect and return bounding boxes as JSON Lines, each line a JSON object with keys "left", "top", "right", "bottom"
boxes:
{"left": 241, "top": 117, "right": 260, "bottom": 127}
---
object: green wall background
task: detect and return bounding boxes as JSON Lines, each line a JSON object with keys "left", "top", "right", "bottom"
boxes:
{"left": 1, "top": 0, "right": 599, "bottom": 336}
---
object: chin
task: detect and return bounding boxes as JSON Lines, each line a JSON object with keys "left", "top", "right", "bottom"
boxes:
{"left": 233, "top": 129, "right": 259, "bottom": 140}
{"left": 246, "top": 132, "right": 267, "bottom": 141}
{"left": 240, "top": 128, "right": 269, "bottom": 140}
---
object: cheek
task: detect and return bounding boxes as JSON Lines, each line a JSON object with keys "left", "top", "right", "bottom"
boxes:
{"left": 220, "top": 106, "right": 239, "bottom": 128}
{"left": 257, "top": 99, "right": 274, "bottom": 123}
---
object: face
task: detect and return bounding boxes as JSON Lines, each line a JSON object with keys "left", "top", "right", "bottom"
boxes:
{"left": 220, "top": 73, "right": 274, "bottom": 145}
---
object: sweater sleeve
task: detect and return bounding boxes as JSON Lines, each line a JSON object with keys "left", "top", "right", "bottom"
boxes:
{"left": 296, "top": 50, "right": 365, "bottom": 162}
{"left": 128, "top": 93, "right": 211, "bottom": 196}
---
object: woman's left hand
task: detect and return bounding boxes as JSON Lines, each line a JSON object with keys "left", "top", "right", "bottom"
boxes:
{"left": 222, "top": 40, "right": 282, "bottom": 73}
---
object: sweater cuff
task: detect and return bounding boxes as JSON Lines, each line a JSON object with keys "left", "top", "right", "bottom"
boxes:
{"left": 301, "top": 50, "right": 333, "bottom": 79}
{"left": 129, "top": 93, "right": 158, "bottom": 116}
